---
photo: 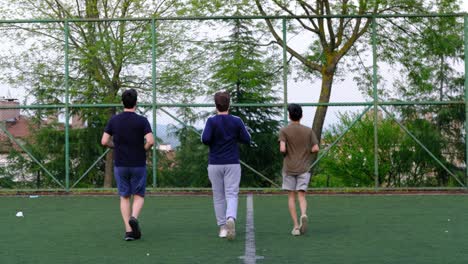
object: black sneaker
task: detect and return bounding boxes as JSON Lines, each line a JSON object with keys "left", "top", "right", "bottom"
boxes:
{"left": 129, "top": 217, "right": 141, "bottom": 239}
{"left": 124, "top": 232, "right": 136, "bottom": 241}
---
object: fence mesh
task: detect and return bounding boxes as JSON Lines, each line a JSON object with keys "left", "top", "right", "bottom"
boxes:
{"left": 0, "top": 15, "right": 466, "bottom": 190}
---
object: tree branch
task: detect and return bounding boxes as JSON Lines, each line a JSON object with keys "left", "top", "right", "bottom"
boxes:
{"left": 254, "top": 0, "right": 321, "bottom": 72}
{"left": 324, "top": 0, "right": 336, "bottom": 50}
{"left": 335, "top": 0, "right": 348, "bottom": 47}
{"left": 272, "top": 0, "right": 318, "bottom": 33}
{"left": 298, "top": 1, "right": 320, "bottom": 33}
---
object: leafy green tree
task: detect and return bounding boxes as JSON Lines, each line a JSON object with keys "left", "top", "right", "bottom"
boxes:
{"left": 317, "top": 111, "right": 402, "bottom": 187}
{"left": 254, "top": 0, "right": 426, "bottom": 142}
{"left": 377, "top": 0, "right": 465, "bottom": 185}
{"left": 316, "top": 110, "right": 455, "bottom": 187}
{"left": 0, "top": 0, "right": 205, "bottom": 187}
{"left": 3, "top": 121, "right": 102, "bottom": 188}
{"left": 159, "top": 126, "right": 210, "bottom": 187}
{"left": 206, "top": 16, "right": 282, "bottom": 187}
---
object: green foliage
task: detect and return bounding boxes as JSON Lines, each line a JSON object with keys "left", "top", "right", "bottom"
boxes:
{"left": 0, "top": 1, "right": 207, "bottom": 188}
{"left": 160, "top": 15, "right": 283, "bottom": 187}
{"left": 0, "top": 169, "right": 14, "bottom": 188}
{"left": 207, "top": 18, "right": 282, "bottom": 187}
{"left": 318, "top": 112, "right": 402, "bottom": 187}
{"left": 2, "top": 121, "right": 102, "bottom": 188}
{"left": 318, "top": 110, "right": 454, "bottom": 187}
{"left": 158, "top": 127, "right": 209, "bottom": 187}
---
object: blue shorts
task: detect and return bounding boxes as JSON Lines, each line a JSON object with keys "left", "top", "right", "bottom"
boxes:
{"left": 114, "top": 166, "right": 147, "bottom": 197}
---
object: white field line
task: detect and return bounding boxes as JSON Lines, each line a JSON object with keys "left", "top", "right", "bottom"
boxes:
{"left": 239, "top": 194, "right": 264, "bottom": 264}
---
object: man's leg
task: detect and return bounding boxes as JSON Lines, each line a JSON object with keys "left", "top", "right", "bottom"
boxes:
{"left": 224, "top": 164, "right": 241, "bottom": 221}
{"left": 120, "top": 196, "right": 132, "bottom": 232}
{"left": 298, "top": 191, "right": 308, "bottom": 234}
{"left": 128, "top": 167, "right": 147, "bottom": 239}
{"left": 208, "top": 165, "right": 227, "bottom": 226}
{"left": 224, "top": 164, "right": 241, "bottom": 240}
{"left": 132, "top": 195, "right": 145, "bottom": 218}
{"left": 297, "top": 191, "right": 307, "bottom": 216}
{"left": 296, "top": 172, "right": 311, "bottom": 234}
{"left": 288, "top": 191, "right": 299, "bottom": 228}
{"left": 130, "top": 166, "right": 147, "bottom": 219}
{"left": 115, "top": 166, "right": 132, "bottom": 232}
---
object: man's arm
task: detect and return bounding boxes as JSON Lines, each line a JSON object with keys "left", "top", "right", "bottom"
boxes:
{"left": 311, "top": 144, "right": 319, "bottom": 153}
{"left": 144, "top": 133, "right": 154, "bottom": 151}
{"left": 280, "top": 141, "right": 286, "bottom": 153}
{"left": 201, "top": 118, "right": 212, "bottom": 145}
{"left": 101, "top": 132, "right": 114, "bottom": 148}
{"left": 310, "top": 129, "right": 319, "bottom": 153}
{"left": 239, "top": 123, "right": 251, "bottom": 145}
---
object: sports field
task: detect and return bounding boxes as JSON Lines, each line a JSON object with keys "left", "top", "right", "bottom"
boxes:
{"left": 1, "top": 194, "right": 467, "bottom": 264}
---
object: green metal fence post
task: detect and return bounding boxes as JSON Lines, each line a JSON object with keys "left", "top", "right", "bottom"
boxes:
{"left": 151, "top": 18, "right": 157, "bottom": 188}
{"left": 372, "top": 16, "right": 379, "bottom": 189}
{"left": 282, "top": 18, "right": 288, "bottom": 125}
{"left": 465, "top": 15, "right": 468, "bottom": 188}
{"left": 64, "top": 19, "right": 70, "bottom": 192}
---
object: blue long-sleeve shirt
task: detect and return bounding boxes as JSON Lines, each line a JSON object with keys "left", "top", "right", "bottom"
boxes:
{"left": 201, "top": 114, "right": 251, "bottom": 165}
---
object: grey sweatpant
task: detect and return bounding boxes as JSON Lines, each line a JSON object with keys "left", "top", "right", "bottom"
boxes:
{"left": 208, "top": 164, "right": 241, "bottom": 226}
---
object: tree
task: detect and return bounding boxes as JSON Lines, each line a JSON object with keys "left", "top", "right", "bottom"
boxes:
{"left": 317, "top": 111, "right": 402, "bottom": 187}
{"left": 253, "top": 0, "right": 426, "bottom": 141}
{"left": 371, "top": 0, "right": 465, "bottom": 185}
{"left": 160, "top": 126, "right": 210, "bottom": 187}
{"left": 205, "top": 15, "right": 282, "bottom": 186}
{"left": 395, "top": 0, "right": 464, "bottom": 180}
{"left": 317, "top": 110, "right": 450, "bottom": 187}
{"left": 0, "top": 0, "right": 205, "bottom": 187}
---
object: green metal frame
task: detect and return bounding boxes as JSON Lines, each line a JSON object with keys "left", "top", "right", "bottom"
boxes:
{"left": 372, "top": 17, "right": 379, "bottom": 189}
{"left": 0, "top": 13, "right": 466, "bottom": 190}
{"left": 465, "top": 15, "right": 468, "bottom": 189}
{"left": 151, "top": 18, "right": 158, "bottom": 188}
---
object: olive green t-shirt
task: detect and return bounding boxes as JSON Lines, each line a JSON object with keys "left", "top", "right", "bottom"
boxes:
{"left": 279, "top": 123, "right": 319, "bottom": 176}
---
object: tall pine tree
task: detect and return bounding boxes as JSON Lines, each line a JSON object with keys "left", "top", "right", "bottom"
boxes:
{"left": 206, "top": 16, "right": 282, "bottom": 186}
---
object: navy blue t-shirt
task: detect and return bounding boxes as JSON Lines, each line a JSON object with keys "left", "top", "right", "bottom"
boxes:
{"left": 201, "top": 114, "right": 251, "bottom": 165}
{"left": 104, "top": 112, "right": 152, "bottom": 167}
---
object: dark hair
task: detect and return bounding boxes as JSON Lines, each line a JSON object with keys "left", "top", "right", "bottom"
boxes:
{"left": 122, "top": 89, "right": 137, "bottom": 109}
{"left": 288, "top": 103, "right": 302, "bottom": 121}
{"left": 214, "top": 91, "right": 230, "bottom": 112}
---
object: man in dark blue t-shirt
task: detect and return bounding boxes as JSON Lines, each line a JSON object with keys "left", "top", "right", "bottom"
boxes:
{"left": 202, "top": 91, "right": 251, "bottom": 240}
{"left": 101, "top": 89, "right": 154, "bottom": 241}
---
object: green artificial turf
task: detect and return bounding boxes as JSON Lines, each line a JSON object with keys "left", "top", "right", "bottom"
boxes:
{"left": 0, "top": 196, "right": 245, "bottom": 264}
{"left": 1, "top": 195, "right": 468, "bottom": 264}
{"left": 254, "top": 195, "right": 468, "bottom": 264}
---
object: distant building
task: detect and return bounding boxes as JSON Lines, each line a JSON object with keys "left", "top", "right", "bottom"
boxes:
{"left": 158, "top": 144, "right": 173, "bottom": 152}
{"left": 0, "top": 98, "right": 26, "bottom": 153}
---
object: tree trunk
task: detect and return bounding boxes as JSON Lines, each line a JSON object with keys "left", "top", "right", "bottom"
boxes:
{"left": 103, "top": 150, "right": 113, "bottom": 188}
{"left": 103, "top": 108, "right": 116, "bottom": 188}
{"left": 312, "top": 68, "right": 335, "bottom": 141}
{"left": 310, "top": 68, "right": 335, "bottom": 168}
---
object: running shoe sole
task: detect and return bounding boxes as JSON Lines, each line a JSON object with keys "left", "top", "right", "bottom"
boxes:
{"left": 226, "top": 219, "right": 236, "bottom": 241}
{"left": 299, "top": 215, "right": 308, "bottom": 234}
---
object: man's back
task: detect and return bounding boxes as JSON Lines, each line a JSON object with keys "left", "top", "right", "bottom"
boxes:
{"left": 280, "top": 123, "right": 318, "bottom": 175}
{"left": 105, "top": 112, "right": 152, "bottom": 167}
{"left": 201, "top": 114, "right": 251, "bottom": 165}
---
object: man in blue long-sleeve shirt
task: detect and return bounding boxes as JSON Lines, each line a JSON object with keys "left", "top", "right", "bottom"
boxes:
{"left": 202, "top": 91, "right": 251, "bottom": 240}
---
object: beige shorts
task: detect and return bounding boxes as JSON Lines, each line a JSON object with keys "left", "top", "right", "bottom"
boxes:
{"left": 282, "top": 172, "right": 311, "bottom": 191}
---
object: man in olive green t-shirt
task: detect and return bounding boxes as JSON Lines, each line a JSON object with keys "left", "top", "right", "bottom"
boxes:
{"left": 279, "top": 103, "right": 319, "bottom": 236}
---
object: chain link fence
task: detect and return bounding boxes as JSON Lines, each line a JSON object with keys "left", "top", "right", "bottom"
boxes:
{"left": 0, "top": 14, "right": 466, "bottom": 190}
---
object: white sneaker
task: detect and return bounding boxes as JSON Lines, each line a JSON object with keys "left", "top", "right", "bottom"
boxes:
{"left": 219, "top": 226, "right": 227, "bottom": 238}
{"left": 226, "top": 218, "right": 236, "bottom": 240}
{"left": 291, "top": 227, "right": 300, "bottom": 236}
{"left": 299, "top": 215, "right": 308, "bottom": 234}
